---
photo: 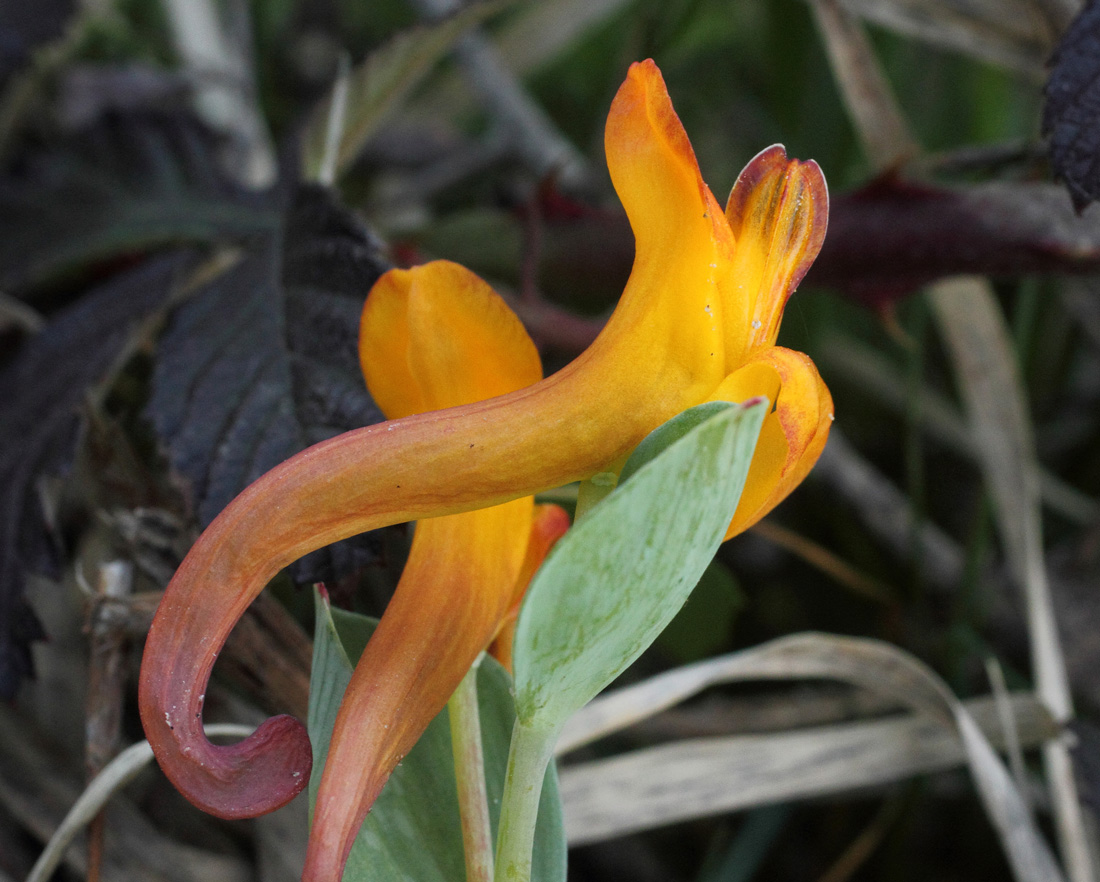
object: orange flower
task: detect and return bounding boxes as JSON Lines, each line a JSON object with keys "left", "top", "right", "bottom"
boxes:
{"left": 138, "top": 58, "right": 831, "bottom": 876}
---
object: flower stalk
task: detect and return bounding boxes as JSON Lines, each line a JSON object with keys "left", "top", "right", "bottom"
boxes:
{"left": 493, "top": 720, "right": 559, "bottom": 882}
{"left": 448, "top": 657, "right": 494, "bottom": 882}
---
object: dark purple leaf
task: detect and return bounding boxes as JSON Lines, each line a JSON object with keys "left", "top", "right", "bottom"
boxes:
{"left": 1043, "top": 0, "right": 1100, "bottom": 211}
{"left": 0, "top": 112, "right": 276, "bottom": 294}
{"left": 148, "top": 185, "right": 390, "bottom": 585}
{"left": 486, "top": 175, "right": 1100, "bottom": 319}
{"left": 0, "top": 252, "right": 193, "bottom": 699}
{"left": 807, "top": 177, "right": 1100, "bottom": 306}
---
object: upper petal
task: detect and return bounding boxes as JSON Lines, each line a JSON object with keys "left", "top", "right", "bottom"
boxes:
{"left": 599, "top": 60, "right": 735, "bottom": 391}
{"left": 360, "top": 260, "right": 542, "bottom": 419}
{"left": 721, "top": 145, "right": 829, "bottom": 362}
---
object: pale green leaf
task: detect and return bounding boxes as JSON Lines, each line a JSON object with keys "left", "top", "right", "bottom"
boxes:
{"left": 618, "top": 400, "right": 736, "bottom": 484}
{"left": 512, "top": 399, "right": 767, "bottom": 732}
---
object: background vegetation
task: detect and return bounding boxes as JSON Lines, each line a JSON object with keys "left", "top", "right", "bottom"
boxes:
{"left": 1, "top": 0, "right": 1098, "bottom": 880}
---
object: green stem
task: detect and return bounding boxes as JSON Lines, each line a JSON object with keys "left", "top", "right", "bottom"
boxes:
{"left": 494, "top": 720, "right": 558, "bottom": 882}
{"left": 449, "top": 657, "right": 494, "bottom": 882}
{"left": 575, "top": 472, "right": 617, "bottom": 521}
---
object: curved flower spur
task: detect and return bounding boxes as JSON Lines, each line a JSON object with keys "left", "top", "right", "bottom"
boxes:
{"left": 138, "top": 58, "right": 832, "bottom": 872}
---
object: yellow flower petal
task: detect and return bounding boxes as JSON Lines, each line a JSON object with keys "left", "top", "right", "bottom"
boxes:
{"left": 307, "top": 498, "right": 533, "bottom": 881}
{"left": 360, "top": 260, "right": 542, "bottom": 418}
{"left": 308, "top": 263, "right": 547, "bottom": 879}
{"left": 599, "top": 59, "right": 734, "bottom": 396}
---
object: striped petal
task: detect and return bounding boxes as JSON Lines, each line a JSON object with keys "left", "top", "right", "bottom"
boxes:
{"left": 722, "top": 145, "right": 829, "bottom": 362}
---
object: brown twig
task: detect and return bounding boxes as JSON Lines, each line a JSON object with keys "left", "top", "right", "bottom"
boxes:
{"left": 751, "top": 519, "right": 895, "bottom": 604}
{"left": 815, "top": 794, "right": 906, "bottom": 882}
{"left": 83, "top": 561, "right": 134, "bottom": 882}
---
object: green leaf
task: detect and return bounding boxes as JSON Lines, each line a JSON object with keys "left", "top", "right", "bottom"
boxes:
{"left": 512, "top": 399, "right": 767, "bottom": 731}
{"left": 618, "top": 400, "right": 739, "bottom": 484}
{"left": 301, "top": 0, "right": 508, "bottom": 182}
{"left": 307, "top": 590, "right": 566, "bottom": 882}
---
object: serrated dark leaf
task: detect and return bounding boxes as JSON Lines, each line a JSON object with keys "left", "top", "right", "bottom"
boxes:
{"left": 148, "top": 185, "right": 390, "bottom": 585}
{"left": 0, "top": 252, "right": 194, "bottom": 699}
{"left": 0, "top": 0, "right": 72, "bottom": 85}
{"left": 0, "top": 111, "right": 277, "bottom": 293}
{"left": 807, "top": 177, "right": 1100, "bottom": 306}
{"left": 1043, "top": 0, "right": 1100, "bottom": 211}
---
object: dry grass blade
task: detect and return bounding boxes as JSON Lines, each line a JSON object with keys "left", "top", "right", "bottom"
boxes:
{"left": 556, "top": 635, "right": 947, "bottom": 755}
{"left": 26, "top": 724, "right": 255, "bottom": 882}
{"left": 987, "top": 656, "right": 1032, "bottom": 803}
{"left": 408, "top": 0, "right": 591, "bottom": 187}
{"left": 406, "top": 0, "right": 638, "bottom": 134}
{"left": 929, "top": 279, "right": 1044, "bottom": 598}
{"left": 300, "top": 1, "right": 503, "bottom": 182}
{"left": 930, "top": 276, "right": 1092, "bottom": 882}
{"left": 830, "top": 0, "right": 1058, "bottom": 75}
{"left": 559, "top": 633, "right": 1064, "bottom": 881}
{"left": 491, "top": 0, "right": 639, "bottom": 74}
{"left": 818, "top": 336, "right": 1100, "bottom": 525}
{"left": 808, "top": 0, "right": 918, "bottom": 171}
{"left": 0, "top": 292, "right": 44, "bottom": 333}
{"left": 560, "top": 692, "right": 1052, "bottom": 846}
{"left": 0, "top": 703, "right": 250, "bottom": 882}
{"left": 162, "top": 0, "right": 276, "bottom": 186}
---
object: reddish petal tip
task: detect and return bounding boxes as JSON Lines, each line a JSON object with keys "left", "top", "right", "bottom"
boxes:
{"left": 140, "top": 660, "right": 313, "bottom": 819}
